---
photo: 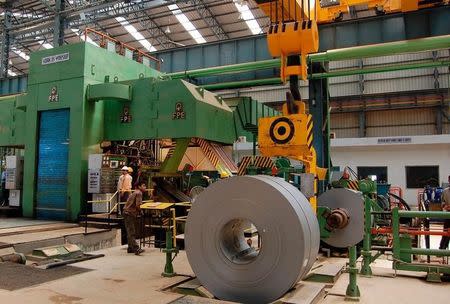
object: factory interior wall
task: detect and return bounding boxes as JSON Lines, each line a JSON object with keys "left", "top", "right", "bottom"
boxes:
{"left": 331, "top": 143, "right": 450, "bottom": 206}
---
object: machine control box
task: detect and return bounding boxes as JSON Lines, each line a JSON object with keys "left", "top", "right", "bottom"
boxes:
{"left": 88, "top": 154, "right": 127, "bottom": 194}
{"left": 5, "top": 155, "right": 23, "bottom": 190}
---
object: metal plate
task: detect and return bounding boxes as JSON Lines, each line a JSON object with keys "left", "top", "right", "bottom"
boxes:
{"left": 185, "top": 175, "right": 320, "bottom": 304}
{"left": 318, "top": 188, "right": 365, "bottom": 248}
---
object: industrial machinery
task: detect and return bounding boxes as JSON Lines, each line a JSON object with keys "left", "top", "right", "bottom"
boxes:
{"left": 4, "top": 155, "right": 23, "bottom": 207}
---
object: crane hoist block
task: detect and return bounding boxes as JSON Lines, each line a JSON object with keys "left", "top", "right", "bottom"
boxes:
{"left": 267, "top": 20, "right": 319, "bottom": 80}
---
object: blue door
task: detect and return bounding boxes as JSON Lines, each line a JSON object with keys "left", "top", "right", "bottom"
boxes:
{"left": 36, "top": 109, "right": 70, "bottom": 220}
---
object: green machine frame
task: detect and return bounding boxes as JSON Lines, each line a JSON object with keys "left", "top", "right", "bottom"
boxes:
{"left": 0, "top": 42, "right": 237, "bottom": 221}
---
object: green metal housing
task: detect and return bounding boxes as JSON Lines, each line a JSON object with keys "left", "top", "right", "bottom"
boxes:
{"left": 0, "top": 43, "right": 236, "bottom": 221}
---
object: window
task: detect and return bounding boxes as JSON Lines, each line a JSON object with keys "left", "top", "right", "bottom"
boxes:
{"left": 406, "top": 166, "right": 439, "bottom": 188}
{"left": 357, "top": 166, "right": 388, "bottom": 183}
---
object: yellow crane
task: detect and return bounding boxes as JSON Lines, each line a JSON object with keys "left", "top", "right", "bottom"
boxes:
{"left": 254, "top": 0, "right": 445, "bottom": 210}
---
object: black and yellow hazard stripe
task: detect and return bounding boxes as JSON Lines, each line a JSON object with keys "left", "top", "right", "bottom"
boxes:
{"left": 195, "top": 138, "right": 219, "bottom": 167}
{"left": 306, "top": 115, "right": 313, "bottom": 150}
{"left": 347, "top": 180, "right": 360, "bottom": 191}
{"left": 238, "top": 156, "right": 275, "bottom": 176}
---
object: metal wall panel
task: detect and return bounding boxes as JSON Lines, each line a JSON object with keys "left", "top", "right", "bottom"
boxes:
{"left": 36, "top": 109, "right": 70, "bottom": 220}
{"left": 366, "top": 108, "right": 434, "bottom": 126}
{"left": 334, "top": 128, "right": 359, "bottom": 138}
{"left": 331, "top": 112, "right": 359, "bottom": 128}
{"left": 0, "top": 76, "right": 27, "bottom": 96}
{"left": 365, "top": 124, "right": 436, "bottom": 137}
{"left": 331, "top": 112, "right": 359, "bottom": 138}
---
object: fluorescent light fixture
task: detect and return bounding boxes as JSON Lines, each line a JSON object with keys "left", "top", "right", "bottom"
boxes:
{"left": 11, "top": 48, "right": 30, "bottom": 61}
{"left": 115, "top": 16, "right": 157, "bottom": 52}
{"left": 71, "top": 29, "right": 98, "bottom": 47}
{"left": 39, "top": 40, "right": 53, "bottom": 49}
{"left": 168, "top": 4, "right": 206, "bottom": 44}
{"left": 7, "top": 70, "right": 17, "bottom": 77}
{"left": 233, "top": 0, "right": 262, "bottom": 35}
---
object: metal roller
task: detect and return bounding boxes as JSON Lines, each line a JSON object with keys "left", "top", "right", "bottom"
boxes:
{"left": 185, "top": 175, "right": 320, "bottom": 304}
{"left": 318, "top": 188, "right": 365, "bottom": 248}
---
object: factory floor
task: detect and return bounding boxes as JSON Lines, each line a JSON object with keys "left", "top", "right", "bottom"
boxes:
{"left": 1, "top": 243, "right": 449, "bottom": 304}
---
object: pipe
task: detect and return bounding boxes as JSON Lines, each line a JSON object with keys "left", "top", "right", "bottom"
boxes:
{"left": 309, "top": 60, "right": 450, "bottom": 79}
{"left": 202, "top": 78, "right": 282, "bottom": 90}
{"left": 400, "top": 248, "right": 450, "bottom": 257}
{"left": 168, "top": 59, "right": 280, "bottom": 79}
{"left": 309, "top": 35, "right": 450, "bottom": 62}
{"left": 167, "top": 35, "right": 450, "bottom": 83}
{"left": 398, "top": 210, "right": 450, "bottom": 219}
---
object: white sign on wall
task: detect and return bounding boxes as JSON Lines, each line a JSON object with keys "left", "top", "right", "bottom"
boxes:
{"left": 41, "top": 53, "right": 70, "bottom": 65}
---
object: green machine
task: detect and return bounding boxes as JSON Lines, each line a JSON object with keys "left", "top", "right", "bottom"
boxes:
{"left": 0, "top": 42, "right": 235, "bottom": 221}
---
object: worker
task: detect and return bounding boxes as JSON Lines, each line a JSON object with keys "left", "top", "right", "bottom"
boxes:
{"left": 123, "top": 181, "right": 146, "bottom": 255}
{"left": 439, "top": 175, "right": 450, "bottom": 250}
{"left": 117, "top": 166, "right": 132, "bottom": 213}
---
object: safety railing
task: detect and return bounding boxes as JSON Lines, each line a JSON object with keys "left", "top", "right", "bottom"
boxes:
{"left": 84, "top": 28, "right": 161, "bottom": 71}
{"left": 391, "top": 208, "right": 450, "bottom": 274}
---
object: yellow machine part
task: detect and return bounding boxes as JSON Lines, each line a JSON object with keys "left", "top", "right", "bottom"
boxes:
{"left": 315, "top": 0, "right": 422, "bottom": 23}
{"left": 258, "top": 0, "right": 311, "bottom": 22}
{"left": 258, "top": 101, "right": 327, "bottom": 211}
{"left": 267, "top": 20, "right": 319, "bottom": 80}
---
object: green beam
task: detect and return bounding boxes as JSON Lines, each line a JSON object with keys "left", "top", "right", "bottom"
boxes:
{"left": 160, "top": 138, "right": 190, "bottom": 174}
{"left": 309, "top": 60, "right": 450, "bottom": 79}
{"left": 168, "top": 59, "right": 280, "bottom": 79}
{"left": 395, "top": 262, "right": 450, "bottom": 274}
{"left": 309, "top": 35, "right": 450, "bottom": 62}
{"left": 202, "top": 78, "right": 282, "bottom": 90}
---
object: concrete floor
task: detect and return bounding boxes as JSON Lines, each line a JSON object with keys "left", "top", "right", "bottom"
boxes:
{"left": 1, "top": 244, "right": 449, "bottom": 304}
{"left": 0, "top": 218, "right": 59, "bottom": 229}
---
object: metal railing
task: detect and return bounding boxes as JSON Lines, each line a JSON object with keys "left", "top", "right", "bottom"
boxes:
{"left": 84, "top": 189, "right": 157, "bottom": 233}
{"left": 84, "top": 28, "right": 161, "bottom": 71}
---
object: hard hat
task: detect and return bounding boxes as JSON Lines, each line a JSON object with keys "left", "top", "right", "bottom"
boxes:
{"left": 220, "top": 172, "right": 230, "bottom": 179}
{"left": 127, "top": 167, "right": 134, "bottom": 173}
{"left": 121, "top": 166, "right": 129, "bottom": 171}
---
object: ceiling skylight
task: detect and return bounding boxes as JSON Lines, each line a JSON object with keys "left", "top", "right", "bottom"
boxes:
{"left": 168, "top": 4, "right": 206, "bottom": 44}
{"left": 11, "top": 48, "right": 30, "bottom": 61}
{"left": 39, "top": 40, "right": 54, "bottom": 49}
{"left": 233, "top": 0, "right": 262, "bottom": 35}
{"left": 115, "top": 16, "right": 157, "bottom": 52}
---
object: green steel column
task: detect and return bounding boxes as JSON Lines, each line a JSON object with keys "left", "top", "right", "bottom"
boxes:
{"left": 160, "top": 138, "right": 190, "bottom": 174}
{"left": 309, "top": 35, "right": 450, "bottom": 62}
{"left": 53, "top": 0, "right": 65, "bottom": 47}
{"left": 346, "top": 245, "right": 361, "bottom": 301}
{"left": 162, "top": 229, "right": 179, "bottom": 277}
{"left": 391, "top": 207, "right": 401, "bottom": 264}
{"left": 360, "top": 196, "right": 373, "bottom": 276}
{"left": 308, "top": 63, "right": 330, "bottom": 193}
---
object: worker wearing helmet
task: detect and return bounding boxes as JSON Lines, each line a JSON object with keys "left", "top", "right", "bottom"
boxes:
{"left": 439, "top": 175, "right": 450, "bottom": 250}
{"left": 117, "top": 166, "right": 133, "bottom": 213}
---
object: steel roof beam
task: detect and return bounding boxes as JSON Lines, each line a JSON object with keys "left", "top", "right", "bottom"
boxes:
{"left": 189, "top": 0, "right": 229, "bottom": 40}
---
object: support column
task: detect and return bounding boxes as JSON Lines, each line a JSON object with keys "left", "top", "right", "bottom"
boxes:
{"left": 53, "top": 0, "right": 66, "bottom": 47}
{"left": 308, "top": 62, "right": 330, "bottom": 194}
{"left": 0, "top": 9, "right": 12, "bottom": 78}
{"left": 358, "top": 111, "right": 366, "bottom": 138}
